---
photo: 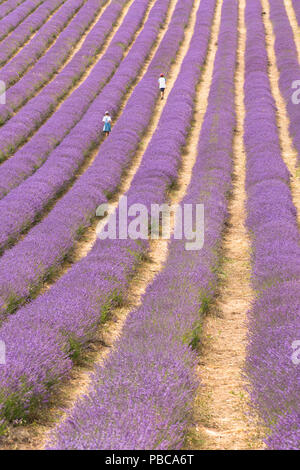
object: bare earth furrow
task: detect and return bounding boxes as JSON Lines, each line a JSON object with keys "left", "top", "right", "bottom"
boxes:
{"left": 189, "top": 0, "right": 262, "bottom": 450}
{"left": 260, "top": 0, "right": 300, "bottom": 228}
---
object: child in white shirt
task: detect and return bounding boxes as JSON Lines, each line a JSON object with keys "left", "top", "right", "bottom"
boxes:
{"left": 158, "top": 73, "right": 166, "bottom": 100}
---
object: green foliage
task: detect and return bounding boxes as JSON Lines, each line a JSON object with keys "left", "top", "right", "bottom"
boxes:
{"left": 100, "top": 289, "right": 123, "bottom": 324}
{"left": 199, "top": 294, "right": 212, "bottom": 316}
{"left": 5, "top": 292, "right": 23, "bottom": 315}
{"left": 0, "top": 380, "right": 41, "bottom": 424}
{"left": 76, "top": 224, "right": 86, "bottom": 238}
{"left": 182, "top": 293, "right": 212, "bottom": 350}
{"left": 68, "top": 336, "right": 83, "bottom": 363}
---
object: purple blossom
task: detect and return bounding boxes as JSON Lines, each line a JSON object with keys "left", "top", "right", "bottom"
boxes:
{"left": 0, "top": 0, "right": 181, "bottom": 313}
{"left": 244, "top": 0, "right": 300, "bottom": 450}
{"left": 0, "top": 0, "right": 85, "bottom": 87}
{"left": 0, "top": 0, "right": 51, "bottom": 45}
{"left": 0, "top": 0, "right": 108, "bottom": 129}
{"left": 0, "top": 0, "right": 26, "bottom": 20}
{"left": 292, "top": 0, "right": 300, "bottom": 25}
{"left": 0, "top": 0, "right": 151, "bottom": 197}
{"left": 0, "top": 0, "right": 197, "bottom": 423}
{"left": 47, "top": 0, "right": 237, "bottom": 449}
{"left": 268, "top": 0, "right": 300, "bottom": 166}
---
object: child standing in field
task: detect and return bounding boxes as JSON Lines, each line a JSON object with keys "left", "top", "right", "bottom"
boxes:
{"left": 158, "top": 73, "right": 166, "bottom": 100}
{"left": 103, "top": 111, "right": 112, "bottom": 137}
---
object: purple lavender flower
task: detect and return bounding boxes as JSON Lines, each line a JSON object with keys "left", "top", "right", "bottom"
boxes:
{"left": 244, "top": 0, "right": 300, "bottom": 450}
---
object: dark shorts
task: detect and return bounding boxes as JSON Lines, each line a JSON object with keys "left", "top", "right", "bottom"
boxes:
{"left": 160, "top": 88, "right": 165, "bottom": 92}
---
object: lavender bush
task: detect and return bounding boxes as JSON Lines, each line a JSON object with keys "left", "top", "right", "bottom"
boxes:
{"left": 0, "top": 0, "right": 26, "bottom": 20}
{"left": 0, "top": 0, "right": 206, "bottom": 423}
{"left": 0, "top": 0, "right": 43, "bottom": 40}
{"left": 0, "top": 0, "right": 61, "bottom": 62}
{"left": 244, "top": 0, "right": 300, "bottom": 450}
{"left": 48, "top": 0, "right": 238, "bottom": 449}
{"left": 0, "top": 0, "right": 156, "bottom": 198}
{"left": 267, "top": 0, "right": 300, "bottom": 166}
{"left": 0, "top": 0, "right": 109, "bottom": 130}
{"left": 0, "top": 0, "right": 84, "bottom": 87}
{"left": 292, "top": 0, "right": 300, "bottom": 25}
{"left": 0, "top": 0, "right": 190, "bottom": 314}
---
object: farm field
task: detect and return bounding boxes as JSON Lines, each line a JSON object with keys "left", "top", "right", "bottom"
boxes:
{"left": 0, "top": 0, "right": 299, "bottom": 451}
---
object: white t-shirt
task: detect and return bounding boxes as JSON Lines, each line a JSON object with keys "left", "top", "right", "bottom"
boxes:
{"left": 158, "top": 77, "right": 166, "bottom": 89}
{"left": 102, "top": 115, "right": 111, "bottom": 123}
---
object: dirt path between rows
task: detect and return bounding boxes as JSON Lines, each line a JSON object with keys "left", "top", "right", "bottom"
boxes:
{"left": 260, "top": 0, "right": 300, "bottom": 228}
{"left": 0, "top": 0, "right": 220, "bottom": 450}
{"left": 188, "top": 0, "right": 263, "bottom": 450}
{"left": 284, "top": 0, "right": 300, "bottom": 61}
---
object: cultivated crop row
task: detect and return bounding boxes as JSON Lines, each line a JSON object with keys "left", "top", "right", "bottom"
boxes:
{"left": 0, "top": 0, "right": 110, "bottom": 130}
{"left": 0, "top": 0, "right": 63, "bottom": 63}
{"left": 292, "top": 0, "right": 300, "bottom": 25}
{"left": 0, "top": 0, "right": 43, "bottom": 41}
{"left": 0, "top": 0, "right": 25, "bottom": 20}
{"left": 267, "top": 0, "right": 300, "bottom": 166}
{"left": 0, "top": 0, "right": 154, "bottom": 198}
{"left": 0, "top": 0, "right": 200, "bottom": 424}
{"left": 244, "top": 0, "right": 300, "bottom": 450}
{"left": 48, "top": 0, "right": 238, "bottom": 450}
{"left": 0, "top": 0, "right": 186, "bottom": 314}
{"left": 0, "top": 0, "right": 85, "bottom": 87}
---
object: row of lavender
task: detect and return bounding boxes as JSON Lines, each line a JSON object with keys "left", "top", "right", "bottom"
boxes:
{"left": 0, "top": 0, "right": 25, "bottom": 20}
{"left": 0, "top": 0, "right": 43, "bottom": 40}
{"left": 0, "top": 0, "right": 151, "bottom": 245}
{"left": 0, "top": 0, "right": 145, "bottom": 198}
{"left": 244, "top": 0, "right": 300, "bottom": 450}
{"left": 1, "top": 0, "right": 85, "bottom": 87}
{"left": 292, "top": 0, "right": 300, "bottom": 25}
{"left": 0, "top": 0, "right": 199, "bottom": 424}
{"left": 266, "top": 0, "right": 300, "bottom": 166}
{"left": 0, "top": 0, "right": 109, "bottom": 132}
{"left": 0, "top": 0, "right": 62, "bottom": 60}
{"left": 48, "top": 0, "right": 238, "bottom": 449}
{"left": 0, "top": 0, "right": 170, "bottom": 315}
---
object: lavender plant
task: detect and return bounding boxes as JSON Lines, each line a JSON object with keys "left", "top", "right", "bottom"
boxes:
{"left": 0, "top": 0, "right": 110, "bottom": 129}
{"left": 48, "top": 0, "right": 238, "bottom": 449}
{"left": 267, "top": 0, "right": 300, "bottom": 166}
{"left": 0, "top": 0, "right": 84, "bottom": 87}
{"left": 0, "top": 0, "right": 26, "bottom": 20}
{"left": 244, "top": 0, "right": 300, "bottom": 450}
{"left": 292, "top": 0, "right": 300, "bottom": 26}
{"left": 0, "top": 0, "right": 51, "bottom": 44}
{"left": 0, "top": 0, "right": 157, "bottom": 198}
{"left": 0, "top": 0, "right": 190, "bottom": 314}
{"left": 0, "top": 0, "right": 207, "bottom": 424}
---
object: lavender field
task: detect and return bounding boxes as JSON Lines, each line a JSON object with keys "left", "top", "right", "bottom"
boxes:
{"left": 0, "top": 0, "right": 299, "bottom": 452}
